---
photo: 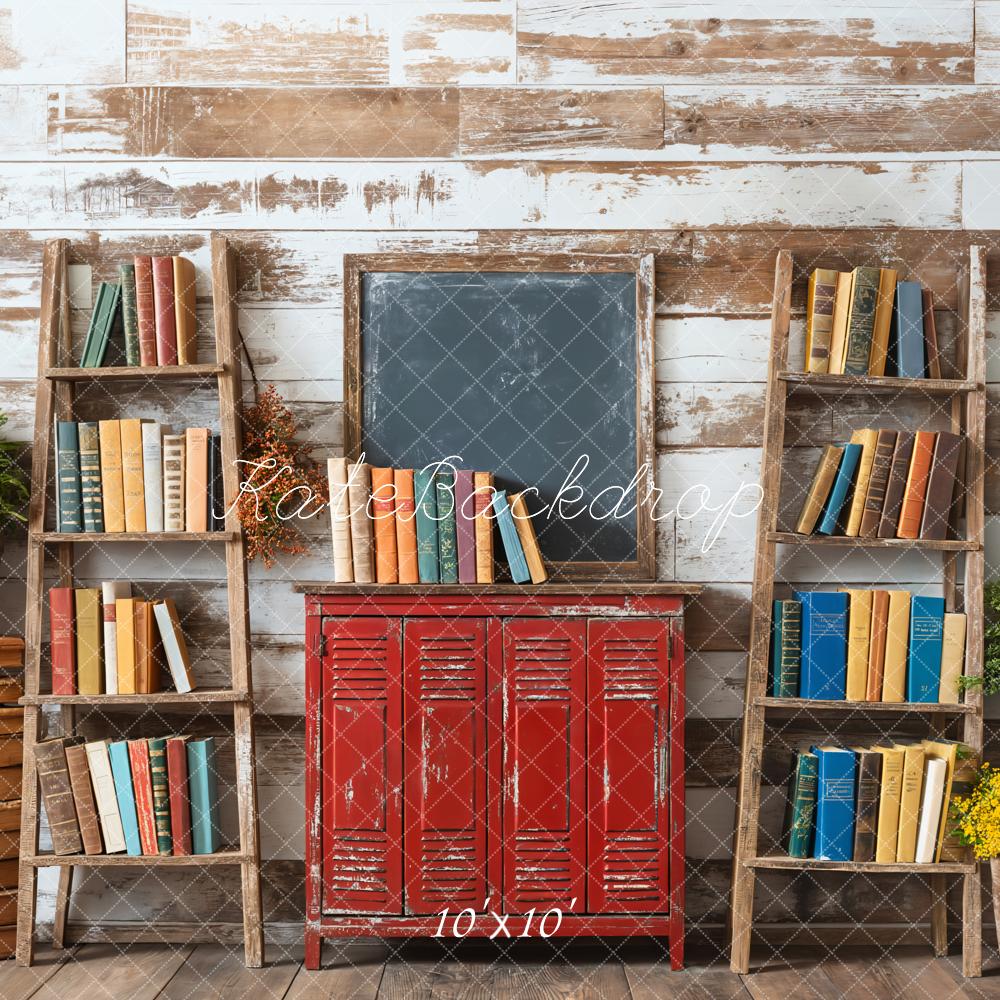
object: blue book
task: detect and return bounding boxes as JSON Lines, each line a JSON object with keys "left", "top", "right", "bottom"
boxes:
{"left": 795, "top": 591, "right": 848, "bottom": 700}
{"left": 907, "top": 595, "right": 945, "bottom": 702}
{"left": 413, "top": 468, "right": 439, "bottom": 584}
{"left": 436, "top": 471, "right": 458, "bottom": 584}
{"left": 107, "top": 740, "right": 142, "bottom": 856}
{"left": 892, "top": 281, "right": 926, "bottom": 379}
{"left": 187, "top": 737, "right": 221, "bottom": 855}
{"left": 812, "top": 746, "right": 857, "bottom": 861}
{"left": 816, "top": 444, "right": 862, "bottom": 535}
{"left": 769, "top": 600, "right": 783, "bottom": 697}
{"left": 491, "top": 491, "right": 530, "bottom": 584}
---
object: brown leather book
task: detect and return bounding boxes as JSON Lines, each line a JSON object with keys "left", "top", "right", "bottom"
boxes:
{"left": 172, "top": 256, "right": 197, "bottom": 365}
{"left": 859, "top": 429, "right": 897, "bottom": 537}
{"left": 370, "top": 467, "right": 398, "bottom": 584}
{"left": 897, "top": 431, "right": 937, "bottom": 539}
{"left": 919, "top": 431, "right": 963, "bottom": 540}
{"left": 922, "top": 288, "right": 941, "bottom": 379}
{"left": 166, "top": 736, "right": 193, "bottom": 856}
{"left": 393, "top": 469, "right": 419, "bottom": 585}
{"left": 795, "top": 444, "right": 842, "bottom": 535}
{"left": 184, "top": 428, "right": 210, "bottom": 532}
{"left": 134, "top": 600, "right": 160, "bottom": 694}
{"left": 866, "top": 590, "right": 890, "bottom": 701}
{"left": 35, "top": 738, "right": 82, "bottom": 855}
{"left": 877, "top": 431, "right": 915, "bottom": 538}
{"left": 152, "top": 256, "right": 178, "bottom": 365}
{"left": 133, "top": 256, "right": 158, "bottom": 366}
{"left": 64, "top": 743, "right": 103, "bottom": 855}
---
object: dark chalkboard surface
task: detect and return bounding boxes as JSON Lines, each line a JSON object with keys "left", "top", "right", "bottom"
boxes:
{"left": 344, "top": 254, "right": 656, "bottom": 579}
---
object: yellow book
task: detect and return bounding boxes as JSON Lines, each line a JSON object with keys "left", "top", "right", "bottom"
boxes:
{"left": 827, "top": 271, "right": 854, "bottom": 374}
{"left": 508, "top": 492, "right": 547, "bottom": 584}
{"left": 921, "top": 739, "right": 960, "bottom": 862}
{"left": 845, "top": 428, "right": 878, "bottom": 536}
{"left": 873, "top": 745, "right": 905, "bottom": 863}
{"left": 867, "top": 268, "right": 899, "bottom": 377}
{"left": 98, "top": 419, "right": 125, "bottom": 533}
{"left": 74, "top": 587, "right": 102, "bottom": 696}
{"left": 795, "top": 444, "right": 842, "bottom": 535}
{"left": 119, "top": 418, "right": 146, "bottom": 533}
{"left": 842, "top": 589, "right": 873, "bottom": 701}
{"left": 804, "top": 268, "right": 839, "bottom": 373}
{"left": 938, "top": 612, "right": 967, "bottom": 704}
{"left": 896, "top": 744, "right": 925, "bottom": 862}
{"left": 115, "top": 597, "right": 137, "bottom": 695}
{"left": 881, "top": 590, "right": 911, "bottom": 703}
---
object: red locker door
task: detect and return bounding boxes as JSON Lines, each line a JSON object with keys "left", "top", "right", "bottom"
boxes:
{"left": 587, "top": 618, "right": 671, "bottom": 913}
{"left": 321, "top": 617, "right": 403, "bottom": 914}
{"left": 502, "top": 618, "right": 586, "bottom": 914}
{"left": 403, "top": 618, "right": 494, "bottom": 915}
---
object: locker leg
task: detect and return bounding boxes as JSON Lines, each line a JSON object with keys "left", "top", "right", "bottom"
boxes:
{"left": 305, "top": 929, "right": 322, "bottom": 971}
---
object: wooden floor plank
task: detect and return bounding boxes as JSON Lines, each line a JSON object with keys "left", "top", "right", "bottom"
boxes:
{"left": 818, "top": 947, "right": 973, "bottom": 1000}
{"left": 283, "top": 942, "right": 386, "bottom": 999}
{"left": 153, "top": 943, "right": 298, "bottom": 1000}
{"left": 938, "top": 953, "right": 1000, "bottom": 998}
{"left": 740, "top": 952, "right": 841, "bottom": 1000}
{"left": 0, "top": 945, "right": 76, "bottom": 1000}
{"left": 625, "top": 960, "right": 751, "bottom": 999}
{"left": 30, "top": 944, "right": 193, "bottom": 1000}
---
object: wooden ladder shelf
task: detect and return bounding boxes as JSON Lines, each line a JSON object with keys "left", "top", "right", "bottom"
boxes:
{"left": 15, "top": 235, "right": 264, "bottom": 967}
{"left": 729, "top": 248, "right": 987, "bottom": 977}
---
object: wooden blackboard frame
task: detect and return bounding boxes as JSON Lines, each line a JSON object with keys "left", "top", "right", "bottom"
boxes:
{"left": 343, "top": 251, "right": 657, "bottom": 581}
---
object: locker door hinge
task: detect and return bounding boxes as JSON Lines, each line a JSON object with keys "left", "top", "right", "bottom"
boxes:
{"left": 316, "top": 630, "right": 327, "bottom": 660}
{"left": 667, "top": 628, "right": 674, "bottom": 661}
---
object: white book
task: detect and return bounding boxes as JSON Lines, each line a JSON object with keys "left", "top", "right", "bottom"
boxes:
{"left": 84, "top": 739, "right": 126, "bottom": 854}
{"left": 162, "top": 434, "right": 186, "bottom": 531}
{"left": 100, "top": 580, "right": 131, "bottom": 695}
{"left": 153, "top": 599, "right": 194, "bottom": 694}
{"left": 327, "top": 457, "right": 353, "bottom": 583}
{"left": 141, "top": 421, "right": 164, "bottom": 531}
{"left": 915, "top": 758, "right": 947, "bottom": 864}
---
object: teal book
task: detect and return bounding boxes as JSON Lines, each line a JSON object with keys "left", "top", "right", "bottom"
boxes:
{"left": 80, "top": 282, "right": 121, "bottom": 368}
{"left": 816, "top": 443, "right": 862, "bottom": 535}
{"left": 776, "top": 599, "right": 802, "bottom": 697}
{"left": 491, "top": 491, "right": 530, "bottom": 584}
{"left": 187, "top": 737, "right": 220, "bottom": 855}
{"left": 107, "top": 741, "right": 142, "bottom": 856}
{"left": 769, "top": 600, "right": 783, "bottom": 697}
{"left": 785, "top": 751, "right": 818, "bottom": 859}
{"left": 55, "top": 421, "right": 82, "bottom": 533}
{"left": 436, "top": 470, "right": 458, "bottom": 583}
{"left": 907, "top": 595, "right": 945, "bottom": 702}
{"left": 148, "top": 737, "right": 172, "bottom": 855}
{"left": 119, "top": 264, "right": 140, "bottom": 366}
{"left": 414, "top": 468, "right": 439, "bottom": 583}
{"left": 812, "top": 746, "right": 856, "bottom": 861}
{"left": 77, "top": 421, "right": 104, "bottom": 532}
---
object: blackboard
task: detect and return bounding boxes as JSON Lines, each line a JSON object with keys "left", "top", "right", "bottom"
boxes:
{"left": 344, "top": 253, "right": 656, "bottom": 580}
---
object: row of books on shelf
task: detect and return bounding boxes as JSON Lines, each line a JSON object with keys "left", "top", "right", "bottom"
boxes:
{"left": 48, "top": 585, "right": 195, "bottom": 696}
{"left": 55, "top": 419, "right": 224, "bottom": 534}
{"left": 37, "top": 735, "right": 220, "bottom": 857}
{"left": 784, "top": 740, "right": 966, "bottom": 865}
{"left": 328, "top": 460, "right": 547, "bottom": 586}
{"left": 772, "top": 591, "right": 965, "bottom": 704}
{"left": 80, "top": 256, "right": 198, "bottom": 369}
{"left": 803, "top": 266, "right": 941, "bottom": 379}
{"left": 796, "top": 429, "right": 962, "bottom": 541}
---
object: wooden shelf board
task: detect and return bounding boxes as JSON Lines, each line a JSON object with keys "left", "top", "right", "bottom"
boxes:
{"left": 778, "top": 372, "right": 978, "bottom": 395}
{"left": 20, "top": 688, "right": 248, "bottom": 707}
{"left": 44, "top": 364, "right": 224, "bottom": 381}
{"left": 746, "top": 856, "right": 975, "bottom": 875}
{"left": 756, "top": 696, "right": 974, "bottom": 714}
{"left": 295, "top": 582, "right": 703, "bottom": 595}
{"left": 768, "top": 531, "right": 978, "bottom": 552}
{"left": 25, "top": 849, "right": 245, "bottom": 867}
{"left": 35, "top": 531, "right": 238, "bottom": 544}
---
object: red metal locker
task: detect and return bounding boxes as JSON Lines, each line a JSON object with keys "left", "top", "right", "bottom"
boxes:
{"left": 502, "top": 618, "right": 587, "bottom": 914}
{"left": 320, "top": 617, "right": 403, "bottom": 914}
{"left": 587, "top": 618, "right": 671, "bottom": 913}
{"left": 402, "top": 618, "right": 494, "bottom": 915}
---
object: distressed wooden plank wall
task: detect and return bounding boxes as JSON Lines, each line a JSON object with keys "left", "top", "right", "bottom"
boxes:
{"left": 1, "top": 0, "right": 999, "bottom": 943}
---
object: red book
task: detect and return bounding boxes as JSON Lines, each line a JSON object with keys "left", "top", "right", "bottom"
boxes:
{"left": 128, "top": 739, "right": 158, "bottom": 855}
{"left": 151, "top": 256, "right": 178, "bottom": 365}
{"left": 166, "top": 737, "right": 192, "bottom": 856}
{"left": 454, "top": 470, "right": 477, "bottom": 584}
{"left": 133, "top": 255, "right": 157, "bottom": 366}
{"left": 48, "top": 587, "right": 75, "bottom": 695}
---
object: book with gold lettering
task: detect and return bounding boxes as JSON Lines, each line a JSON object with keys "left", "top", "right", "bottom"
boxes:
{"left": 859, "top": 430, "right": 897, "bottom": 537}
{"left": 393, "top": 468, "right": 418, "bottom": 585}
{"left": 896, "top": 744, "right": 926, "bottom": 862}
{"left": 865, "top": 590, "right": 889, "bottom": 701}
{"left": 938, "top": 612, "right": 967, "bottom": 704}
{"left": 843, "top": 589, "right": 873, "bottom": 700}
{"left": 795, "top": 445, "right": 842, "bottom": 535}
{"left": 844, "top": 429, "right": 879, "bottom": 536}
{"left": 827, "top": 271, "right": 854, "bottom": 374}
{"left": 370, "top": 467, "right": 398, "bottom": 584}
{"left": 120, "top": 418, "right": 146, "bottom": 533}
{"left": 873, "top": 744, "right": 905, "bottom": 863}
{"left": 805, "top": 268, "right": 839, "bottom": 373}
{"left": 881, "top": 590, "right": 911, "bottom": 703}
{"left": 473, "top": 472, "right": 495, "bottom": 584}
{"left": 98, "top": 419, "right": 125, "bottom": 533}
{"left": 842, "top": 267, "right": 881, "bottom": 375}
{"left": 74, "top": 587, "right": 102, "bottom": 696}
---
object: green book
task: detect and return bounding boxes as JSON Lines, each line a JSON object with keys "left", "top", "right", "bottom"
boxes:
{"left": 147, "top": 737, "right": 172, "bottom": 855}
{"left": 785, "top": 751, "right": 818, "bottom": 859}
{"left": 769, "top": 600, "right": 782, "bottom": 696}
{"left": 187, "top": 737, "right": 220, "bottom": 855}
{"left": 842, "top": 267, "right": 880, "bottom": 375}
{"left": 436, "top": 470, "right": 458, "bottom": 583}
{"left": 777, "top": 599, "right": 802, "bottom": 697}
{"left": 77, "top": 421, "right": 104, "bottom": 533}
{"left": 119, "top": 264, "right": 140, "bottom": 366}
{"left": 80, "top": 282, "right": 122, "bottom": 368}
{"left": 414, "top": 468, "right": 439, "bottom": 584}
{"left": 55, "top": 420, "right": 82, "bottom": 532}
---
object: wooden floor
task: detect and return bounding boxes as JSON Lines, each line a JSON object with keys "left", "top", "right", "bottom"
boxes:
{"left": 2, "top": 943, "right": 1000, "bottom": 999}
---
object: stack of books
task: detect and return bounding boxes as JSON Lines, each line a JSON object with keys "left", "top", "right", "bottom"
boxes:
{"left": 55, "top": 419, "right": 224, "bottom": 534}
{"left": 48, "top": 586, "right": 195, "bottom": 696}
{"left": 770, "top": 590, "right": 965, "bottom": 704}
{"left": 795, "top": 428, "right": 964, "bottom": 541}
{"left": 327, "top": 460, "right": 547, "bottom": 586}
{"left": 35, "top": 735, "right": 221, "bottom": 857}
{"left": 784, "top": 739, "right": 968, "bottom": 864}
{"left": 803, "top": 266, "right": 941, "bottom": 378}
{"left": 80, "top": 255, "right": 198, "bottom": 368}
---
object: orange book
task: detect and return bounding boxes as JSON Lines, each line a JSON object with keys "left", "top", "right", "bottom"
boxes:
{"left": 184, "top": 428, "right": 209, "bottom": 532}
{"left": 866, "top": 590, "right": 889, "bottom": 701}
{"left": 473, "top": 472, "right": 495, "bottom": 584}
{"left": 134, "top": 600, "right": 160, "bottom": 694}
{"left": 897, "top": 431, "right": 936, "bottom": 539}
{"left": 120, "top": 418, "right": 146, "bottom": 533}
{"left": 393, "top": 469, "right": 418, "bottom": 584}
{"left": 172, "top": 256, "right": 197, "bottom": 365}
{"left": 371, "top": 467, "right": 398, "bottom": 584}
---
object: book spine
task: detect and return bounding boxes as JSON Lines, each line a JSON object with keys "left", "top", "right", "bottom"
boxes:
{"left": 101, "top": 581, "right": 129, "bottom": 695}
{"left": 327, "top": 458, "right": 354, "bottom": 583}
{"left": 922, "top": 288, "right": 942, "bottom": 379}
{"left": 153, "top": 600, "right": 195, "bottom": 694}
{"left": 78, "top": 421, "right": 104, "bottom": 533}
{"left": 148, "top": 738, "right": 173, "bottom": 855}
{"left": 79, "top": 282, "right": 111, "bottom": 368}
{"left": 166, "top": 738, "right": 193, "bottom": 856}
{"left": 393, "top": 469, "right": 419, "bottom": 585}
{"left": 134, "top": 256, "right": 158, "bottom": 366}
{"left": 817, "top": 444, "right": 861, "bottom": 535}
{"left": 119, "top": 263, "right": 140, "bottom": 366}
{"left": 797, "top": 592, "right": 848, "bottom": 700}
{"left": 473, "top": 472, "right": 495, "bottom": 584}
{"left": 134, "top": 600, "right": 159, "bottom": 694}
{"left": 897, "top": 431, "right": 936, "bottom": 539}
{"left": 786, "top": 754, "right": 817, "bottom": 859}
{"left": 852, "top": 752, "right": 881, "bottom": 862}
{"left": 894, "top": 281, "right": 926, "bottom": 379}
{"left": 414, "top": 468, "right": 439, "bottom": 584}
{"left": 436, "top": 471, "right": 458, "bottom": 584}
{"left": 896, "top": 746, "right": 926, "bottom": 863}
{"left": 875, "top": 750, "right": 905, "bottom": 863}
{"left": 844, "top": 589, "right": 873, "bottom": 701}
{"left": 915, "top": 758, "right": 947, "bottom": 863}
{"left": 865, "top": 590, "right": 889, "bottom": 701}
{"left": 187, "top": 738, "right": 220, "bottom": 855}
{"left": 795, "top": 445, "right": 840, "bottom": 535}
{"left": 347, "top": 463, "right": 374, "bottom": 583}
{"left": 173, "top": 256, "right": 197, "bottom": 365}
{"left": 769, "top": 601, "right": 783, "bottom": 698}
{"left": 210, "top": 433, "right": 224, "bottom": 530}
{"left": 162, "top": 435, "right": 186, "bottom": 531}
{"left": 867, "top": 268, "right": 897, "bottom": 377}
{"left": 98, "top": 420, "right": 125, "bottom": 533}
{"left": 881, "top": 590, "right": 911, "bottom": 703}
{"left": 64, "top": 744, "right": 103, "bottom": 855}
{"left": 84, "top": 742, "right": 126, "bottom": 853}
{"left": 805, "top": 269, "right": 838, "bottom": 373}
{"left": 919, "top": 431, "right": 963, "bottom": 540}
{"left": 141, "top": 422, "right": 163, "bottom": 532}
{"left": 35, "top": 740, "right": 82, "bottom": 855}
{"left": 814, "top": 750, "right": 856, "bottom": 862}
{"left": 370, "top": 467, "right": 399, "bottom": 585}
{"left": 74, "top": 587, "right": 102, "bottom": 696}
{"left": 151, "top": 256, "right": 178, "bottom": 365}
{"left": 491, "top": 491, "right": 530, "bottom": 584}
{"left": 107, "top": 742, "right": 141, "bottom": 856}
{"left": 184, "top": 428, "right": 209, "bottom": 532}
{"left": 877, "top": 431, "right": 915, "bottom": 538}
{"left": 119, "top": 418, "right": 146, "bottom": 532}
{"left": 509, "top": 492, "right": 547, "bottom": 585}
{"left": 907, "top": 596, "right": 945, "bottom": 702}
{"left": 827, "top": 271, "right": 853, "bottom": 374}
{"left": 842, "top": 267, "right": 880, "bottom": 375}
{"left": 49, "top": 587, "right": 76, "bottom": 696}
{"left": 454, "top": 471, "right": 477, "bottom": 584}
{"left": 115, "top": 597, "right": 137, "bottom": 695}
{"left": 858, "top": 430, "right": 897, "bottom": 537}
{"left": 56, "top": 421, "right": 82, "bottom": 533}
{"left": 776, "top": 599, "right": 801, "bottom": 697}
{"left": 844, "top": 429, "right": 878, "bottom": 537}
{"left": 127, "top": 740, "right": 159, "bottom": 855}
{"left": 938, "top": 613, "right": 967, "bottom": 704}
